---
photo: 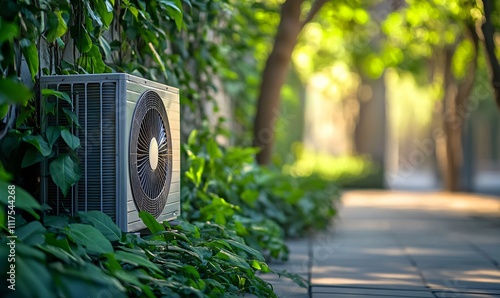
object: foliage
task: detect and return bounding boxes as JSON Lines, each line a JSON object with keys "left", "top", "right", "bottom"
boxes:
{"left": 288, "top": 150, "right": 383, "bottom": 189}
{"left": 0, "top": 0, "right": 238, "bottom": 194}
{"left": 218, "top": 1, "right": 281, "bottom": 144}
{"left": 182, "top": 128, "right": 339, "bottom": 259}
{"left": 0, "top": 0, "right": 340, "bottom": 296}
{"left": 0, "top": 197, "right": 284, "bottom": 297}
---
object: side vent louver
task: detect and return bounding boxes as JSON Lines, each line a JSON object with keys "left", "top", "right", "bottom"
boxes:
{"left": 46, "top": 82, "right": 117, "bottom": 220}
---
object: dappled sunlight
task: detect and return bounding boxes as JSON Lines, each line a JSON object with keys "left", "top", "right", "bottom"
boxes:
{"left": 312, "top": 276, "right": 424, "bottom": 287}
{"left": 460, "top": 269, "right": 500, "bottom": 281}
{"left": 404, "top": 247, "right": 475, "bottom": 256}
{"left": 367, "top": 273, "right": 421, "bottom": 280}
{"left": 342, "top": 190, "right": 500, "bottom": 215}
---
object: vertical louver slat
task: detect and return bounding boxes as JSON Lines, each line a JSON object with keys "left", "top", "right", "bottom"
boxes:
{"left": 101, "top": 83, "right": 117, "bottom": 218}
{"left": 100, "top": 83, "right": 103, "bottom": 211}
{"left": 86, "top": 83, "right": 101, "bottom": 211}
{"left": 75, "top": 83, "right": 87, "bottom": 212}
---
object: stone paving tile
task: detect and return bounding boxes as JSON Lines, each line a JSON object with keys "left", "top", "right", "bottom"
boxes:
{"left": 259, "top": 273, "right": 309, "bottom": 298}
{"left": 265, "top": 191, "right": 500, "bottom": 297}
{"left": 311, "top": 286, "right": 435, "bottom": 297}
{"left": 411, "top": 258, "right": 497, "bottom": 269}
{"left": 421, "top": 267, "right": 500, "bottom": 290}
{"left": 313, "top": 294, "right": 379, "bottom": 297}
{"left": 311, "top": 266, "right": 427, "bottom": 288}
{"left": 433, "top": 292, "right": 500, "bottom": 298}
{"left": 426, "top": 275, "right": 500, "bottom": 291}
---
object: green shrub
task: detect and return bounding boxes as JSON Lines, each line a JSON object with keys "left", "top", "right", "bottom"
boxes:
{"left": 0, "top": 190, "right": 284, "bottom": 297}
{"left": 182, "top": 129, "right": 340, "bottom": 260}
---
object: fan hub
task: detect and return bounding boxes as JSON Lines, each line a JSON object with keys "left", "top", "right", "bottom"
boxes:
{"left": 149, "top": 137, "right": 159, "bottom": 171}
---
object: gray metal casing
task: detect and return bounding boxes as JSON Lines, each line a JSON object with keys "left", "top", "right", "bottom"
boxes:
{"left": 40, "top": 74, "right": 181, "bottom": 232}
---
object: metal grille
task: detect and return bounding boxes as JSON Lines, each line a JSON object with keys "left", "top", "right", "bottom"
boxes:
{"left": 129, "top": 90, "right": 173, "bottom": 218}
{"left": 46, "top": 82, "right": 117, "bottom": 219}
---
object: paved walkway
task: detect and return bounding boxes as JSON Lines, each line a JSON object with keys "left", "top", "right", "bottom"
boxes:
{"left": 264, "top": 190, "right": 500, "bottom": 297}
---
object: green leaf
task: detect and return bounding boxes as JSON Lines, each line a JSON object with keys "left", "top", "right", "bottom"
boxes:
{"left": 46, "top": 125, "right": 61, "bottom": 148}
{"left": 159, "top": 0, "right": 183, "bottom": 30}
{"left": 49, "top": 154, "right": 81, "bottom": 197}
{"left": 275, "top": 270, "right": 309, "bottom": 289}
{"left": 62, "top": 108, "right": 80, "bottom": 127}
{"left": 85, "top": 44, "right": 106, "bottom": 73}
{"left": 70, "top": 25, "right": 92, "bottom": 53}
{"left": 44, "top": 215, "right": 69, "bottom": 228}
{"left": 174, "top": 221, "right": 201, "bottom": 238}
{"left": 45, "top": 233, "right": 72, "bottom": 253}
{"left": 185, "top": 157, "right": 205, "bottom": 187}
{"left": 20, "top": 39, "right": 39, "bottom": 81}
{"left": 215, "top": 249, "right": 250, "bottom": 269}
{"left": 21, "top": 146, "right": 45, "bottom": 168}
{"left": 42, "top": 89, "right": 72, "bottom": 107}
{"left": 127, "top": 6, "right": 139, "bottom": 20}
{"left": 46, "top": 11, "right": 68, "bottom": 43}
{"left": 0, "top": 104, "right": 8, "bottom": 119}
{"left": 250, "top": 259, "right": 261, "bottom": 270}
{"left": 206, "top": 139, "right": 221, "bottom": 159}
{"left": 159, "top": 0, "right": 182, "bottom": 13}
{"left": 22, "top": 134, "right": 52, "bottom": 156}
{"left": 112, "top": 270, "right": 156, "bottom": 298}
{"left": 78, "top": 211, "right": 122, "bottom": 241}
{"left": 61, "top": 129, "right": 80, "bottom": 150}
{"left": 241, "top": 189, "right": 259, "bottom": 207}
{"left": 187, "top": 129, "right": 198, "bottom": 147}
{"left": 52, "top": 263, "right": 126, "bottom": 297}
{"left": 99, "top": 35, "right": 112, "bottom": 59}
{"left": 0, "top": 78, "right": 32, "bottom": 106}
{"left": 114, "top": 250, "right": 162, "bottom": 274}
{"left": 139, "top": 211, "right": 165, "bottom": 234}
{"left": 16, "top": 105, "right": 34, "bottom": 128}
{"left": 0, "top": 207, "right": 4, "bottom": 230}
{"left": 0, "top": 19, "right": 19, "bottom": 43}
{"left": 225, "top": 239, "right": 265, "bottom": 262}
{"left": 156, "top": 230, "right": 190, "bottom": 242}
{"left": 147, "top": 42, "right": 168, "bottom": 80}
{"left": 67, "top": 223, "right": 113, "bottom": 254}
{"left": 0, "top": 181, "right": 41, "bottom": 219}
{"left": 17, "top": 221, "right": 46, "bottom": 245}
{"left": 56, "top": 37, "right": 65, "bottom": 48}
{"left": 15, "top": 247, "right": 56, "bottom": 298}
{"left": 95, "top": 0, "right": 114, "bottom": 28}
{"left": 180, "top": 265, "right": 200, "bottom": 278}
{"left": 38, "top": 244, "right": 83, "bottom": 265}
{"left": 0, "top": 162, "right": 12, "bottom": 181}
{"left": 85, "top": 1, "right": 103, "bottom": 27}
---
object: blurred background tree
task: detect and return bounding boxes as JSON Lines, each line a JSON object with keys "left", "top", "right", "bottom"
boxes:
{"left": 246, "top": 0, "right": 500, "bottom": 193}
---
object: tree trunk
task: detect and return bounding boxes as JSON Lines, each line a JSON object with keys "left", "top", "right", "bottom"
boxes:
{"left": 481, "top": 0, "right": 500, "bottom": 108}
{"left": 437, "top": 28, "right": 479, "bottom": 191}
{"left": 354, "top": 75, "right": 387, "bottom": 166}
{"left": 253, "top": 0, "right": 327, "bottom": 165}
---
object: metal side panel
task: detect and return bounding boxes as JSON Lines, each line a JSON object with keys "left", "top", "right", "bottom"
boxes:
{"left": 127, "top": 192, "right": 180, "bottom": 232}
{"left": 116, "top": 78, "right": 129, "bottom": 231}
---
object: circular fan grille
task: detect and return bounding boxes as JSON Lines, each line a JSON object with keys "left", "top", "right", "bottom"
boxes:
{"left": 129, "top": 90, "right": 173, "bottom": 218}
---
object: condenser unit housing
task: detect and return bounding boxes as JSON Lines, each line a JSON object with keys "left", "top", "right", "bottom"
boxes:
{"left": 40, "top": 74, "right": 180, "bottom": 232}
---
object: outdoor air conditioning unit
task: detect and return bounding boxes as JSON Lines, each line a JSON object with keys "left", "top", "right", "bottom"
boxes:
{"left": 40, "top": 74, "right": 180, "bottom": 232}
